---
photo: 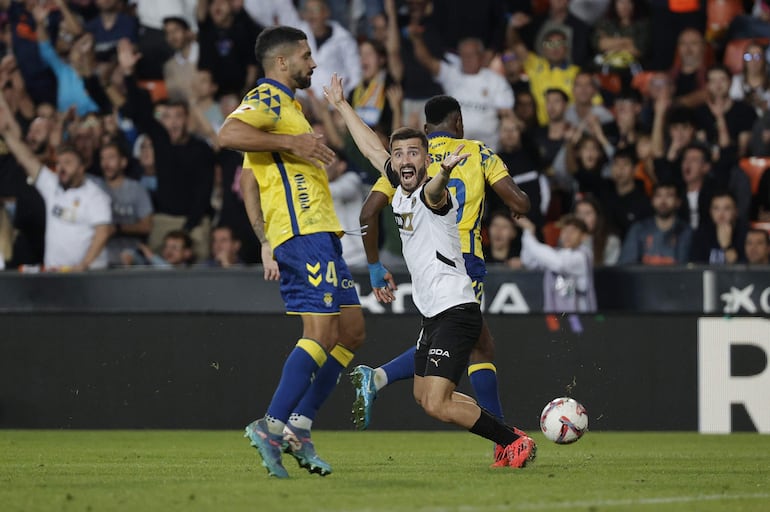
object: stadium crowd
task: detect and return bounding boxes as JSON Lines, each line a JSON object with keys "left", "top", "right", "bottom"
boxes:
{"left": 0, "top": 0, "right": 769, "bottom": 272}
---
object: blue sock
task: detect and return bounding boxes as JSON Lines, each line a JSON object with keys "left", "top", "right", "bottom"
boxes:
{"left": 266, "top": 339, "right": 327, "bottom": 423}
{"left": 468, "top": 363, "right": 503, "bottom": 420}
{"left": 381, "top": 345, "right": 416, "bottom": 383}
{"left": 293, "top": 344, "right": 355, "bottom": 422}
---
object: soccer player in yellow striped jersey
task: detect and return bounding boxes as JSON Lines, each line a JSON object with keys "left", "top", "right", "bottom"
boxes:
{"left": 350, "top": 96, "right": 530, "bottom": 453}
{"left": 218, "top": 26, "right": 365, "bottom": 479}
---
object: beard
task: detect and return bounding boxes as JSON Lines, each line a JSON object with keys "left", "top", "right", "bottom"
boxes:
{"left": 293, "top": 70, "right": 312, "bottom": 90}
{"left": 399, "top": 164, "right": 426, "bottom": 194}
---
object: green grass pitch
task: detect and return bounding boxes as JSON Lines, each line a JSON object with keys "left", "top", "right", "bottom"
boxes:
{"left": 1, "top": 430, "right": 769, "bottom": 512}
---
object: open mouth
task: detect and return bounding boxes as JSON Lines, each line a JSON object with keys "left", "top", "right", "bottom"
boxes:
{"left": 400, "top": 166, "right": 416, "bottom": 180}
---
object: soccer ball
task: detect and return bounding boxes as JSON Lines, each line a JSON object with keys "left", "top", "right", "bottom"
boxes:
{"left": 539, "top": 397, "right": 588, "bottom": 444}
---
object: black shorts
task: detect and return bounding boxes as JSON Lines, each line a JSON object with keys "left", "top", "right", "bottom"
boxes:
{"left": 414, "top": 302, "right": 482, "bottom": 385}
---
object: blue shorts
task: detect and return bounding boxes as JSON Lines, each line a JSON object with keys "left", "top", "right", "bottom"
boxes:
{"left": 273, "top": 232, "right": 360, "bottom": 314}
{"left": 463, "top": 254, "right": 487, "bottom": 302}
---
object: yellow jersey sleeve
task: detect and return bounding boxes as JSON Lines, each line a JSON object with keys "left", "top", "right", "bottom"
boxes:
{"left": 371, "top": 174, "right": 396, "bottom": 203}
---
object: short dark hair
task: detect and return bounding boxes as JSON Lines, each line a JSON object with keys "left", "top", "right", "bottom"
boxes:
{"left": 254, "top": 26, "right": 308, "bottom": 68}
{"left": 653, "top": 181, "right": 681, "bottom": 198}
{"left": 666, "top": 105, "right": 695, "bottom": 127}
{"left": 747, "top": 228, "right": 770, "bottom": 244}
{"left": 101, "top": 138, "right": 129, "bottom": 160}
{"left": 613, "top": 146, "right": 638, "bottom": 166}
{"left": 559, "top": 213, "right": 589, "bottom": 233}
{"left": 56, "top": 144, "right": 84, "bottom": 164}
{"left": 164, "top": 229, "right": 193, "bottom": 249}
{"left": 682, "top": 142, "right": 710, "bottom": 163}
{"left": 162, "top": 16, "right": 190, "bottom": 31}
{"left": 544, "top": 88, "right": 569, "bottom": 102}
{"left": 424, "top": 95, "right": 461, "bottom": 125}
{"left": 389, "top": 127, "right": 428, "bottom": 151}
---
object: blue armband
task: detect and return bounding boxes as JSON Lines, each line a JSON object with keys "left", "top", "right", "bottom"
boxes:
{"left": 368, "top": 261, "right": 389, "bottom": 288}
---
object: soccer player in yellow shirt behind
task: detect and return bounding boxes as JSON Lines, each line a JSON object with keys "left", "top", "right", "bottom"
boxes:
{"left": 218, "top": 26, "right": 365, "bottom": 479}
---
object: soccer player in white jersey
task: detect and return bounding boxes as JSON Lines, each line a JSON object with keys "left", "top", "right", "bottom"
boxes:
{"left": 324, "top": 73, "right": 536, "bottom": 468}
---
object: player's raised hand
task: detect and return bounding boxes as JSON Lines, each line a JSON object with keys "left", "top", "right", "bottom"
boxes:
{"left": 261, "top": 243, "right": 280, "bottom": 281}
{"left": 290, "top": 132, "right": 336, "bottom": 166}
{"left": 439, "top": 144, "right": 471, "bottom": 172}
{"left": 322, "top": 73, "right": 346, "bottom": 108}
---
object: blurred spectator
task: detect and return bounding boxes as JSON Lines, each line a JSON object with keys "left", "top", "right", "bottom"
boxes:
{"left": 118, "top": 39, "right": 215, "bottom": 260}
{"left": 188, "top": 69, "right": 224, "bottom": 145}
{"left": 498, "top": 49, "right": 530, "bottom": 96}
{"left": 727, "top": 1, "right": 770, "bottom": 40}
{"left": 533, "top": 88, "right": 570, "bottom": 173}
{"left": 132, "top": 0, "right": 197, "bottom": 80}
{"left": 33, "top": 5, "right": 104, "bottom": 117}
{"left": 297, "top": 0, "right": 360, "bottom": 98}
{"left": 744, "top": 227, "right": 770, "bottom": 264}
{"left": 491, "top": 116, "right": 548, "bottom": 229}
{"left": 591, "top": 0, "right": 649, "bottom": 77}
{"left": 204, "top": 224, "right": 242, "bottom": 267}
{"left": 242, "top": 0, "right": 301, "bottom": 29}
{"left": 669, "top": 28, "right": 708, "bottom": 109}
{"left": 677, "top": 143, "right": 721, "bottom": 230}
{"left": 408, "top": 34, "right": 514, "bottom": 150}
{"left": 387, "top": 0, "right": 443, "bottom": 129}
{"left": 560, "top": 127, "right": 613, "bottom": 205}
{"left": 3, "top": 0, "right": 74, "bottom": 106}
{"left": 509, "top": 26, "right": 580, "bottom": 126}
{"left": 729, "top": 40, "right": 770, "bottom": 117}
{"left": 517, "top": 214, "right": 597, "bottom": 313}
{"left": 694, "top": 65, "right": 757, "bottom": 157}
{"left": 600, "top": 146, "right": 652, "bottom": 239}
{"left": 0, "top": 98, "right": 111, "bottom": 271}
{"left": 574, "top": 195, "right": 621, "bottom": 266}
{"left": 690, "top": 191, "right": 749, "bottom": 264}
{"left": 196, "top": 0, "right": 261, "bottom": 98}
{"left": 651, "top": 104, "right": 697, "bottom": 185}
{"left": 85, "top": 0, "right": 139, "bottom": 64}
{"left": 215, "top": 148, "right": 260, "bottom": 263}
{"left": 350, "top": 38, "right": 396, "bottom": 135}
{"left": 0, "top": 195, "right": 11, "bottom": 266}
{"left": 619, "top": 183, "right": 692, "bottom": 265}
{"left": 128, "top": 228, "right": 194, "bottom": 267}
{"left": 565, "top": 72, "right": 618, "bottom": 143}
{"left": 513, "top": 88, "right": 538, "bottom": 134}
{"left": 161, "top": 15, "right": 197, "bottom": 101}
{"left": 614, "top": 87, "right": 645, "bottom": 150}
{"left": 93, "top": 139, "right": 153, "bottom": 267}
{"left": 646, "top": 0, "right": 705, "bottom": 72}
{"left": 0, "top": 55, "right": 36, "bottom": 128}
{"left": 531, "top": 0, "right": 592, "bottom": 68}
{"left": 326, "top": 152, "right": 366, "bottom": 269}
{"left": 483, "top": 209, "right": 522, "bottom": 269}
{"left": 132, "top": 133, "right": 156, "bottom": 200}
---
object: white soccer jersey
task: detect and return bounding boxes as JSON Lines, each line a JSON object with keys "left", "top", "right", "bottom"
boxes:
{"left": 391, "top": 182, "right": 477, "bottom": 318}
{"left": 36, "top": 167, "right": 112, "bottom": 269}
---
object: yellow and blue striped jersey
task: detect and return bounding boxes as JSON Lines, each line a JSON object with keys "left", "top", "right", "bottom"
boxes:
{"left": 227, "top": 78, "right": 342, "bottom": 249}
{"left": 373, "top": 132, "right": 510, "bottom": 259}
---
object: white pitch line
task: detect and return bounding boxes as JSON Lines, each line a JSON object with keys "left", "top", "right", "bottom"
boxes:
{"left": 516, "top": 493, "right": 770, "bottom": 510}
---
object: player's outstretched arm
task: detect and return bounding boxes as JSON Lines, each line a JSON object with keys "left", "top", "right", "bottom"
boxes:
{"left": 424, "top": 145, "right": 470, "bottom": 208}
{"left": 324, "top": 73, "right": 390, "bottom": 173}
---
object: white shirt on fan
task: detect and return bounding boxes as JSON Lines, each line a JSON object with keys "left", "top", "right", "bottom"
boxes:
{"left": 35, "top": 167, "right": 112, "bottom": 270}
{"left": 436, "top": 59, "right": 514, "bottom": 151}
{"left": 391, "top": 179, "right": 476, "bottom": 318}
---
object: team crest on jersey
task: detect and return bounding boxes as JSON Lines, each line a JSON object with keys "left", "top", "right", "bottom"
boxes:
{"left": 323, "top": 293, "right": 333, "bottom": 308}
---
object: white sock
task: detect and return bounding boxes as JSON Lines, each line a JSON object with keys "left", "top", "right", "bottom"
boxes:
{"left": 374, "top": 368, "right": 388, "bottom": 391}
{"left": 288, "top": 413, "right": 313, "bottom": 431}
{"left": 264, "top": 414, "right": 285, "bottom": 435}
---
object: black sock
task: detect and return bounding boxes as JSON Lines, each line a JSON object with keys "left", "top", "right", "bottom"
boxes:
{"left": 469, "top": 408, "right": 520, "bottom": 446}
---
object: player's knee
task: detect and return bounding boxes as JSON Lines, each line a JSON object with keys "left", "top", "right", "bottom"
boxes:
{"left": 420, "top": 395, "right": 451, "bottom": 423}
{"left": 470, "top": 331, "right": 495, "bottom": 362}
